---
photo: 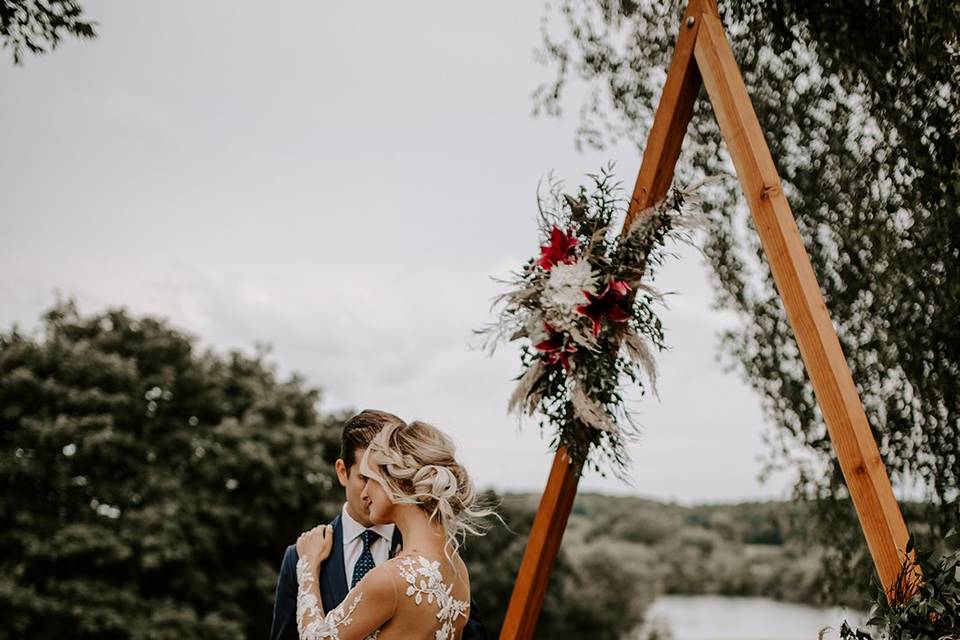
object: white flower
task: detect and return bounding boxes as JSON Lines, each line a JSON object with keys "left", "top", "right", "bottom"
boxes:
{"left": 525, "top": 313, "right": 550, "bottom": 343}
{"left": 541, "top": 259, "right": 596, "bottom": 311}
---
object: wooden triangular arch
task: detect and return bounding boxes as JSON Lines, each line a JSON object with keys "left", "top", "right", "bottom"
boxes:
{"left": 499, "top": 2, "right": 913, "bottom": 637}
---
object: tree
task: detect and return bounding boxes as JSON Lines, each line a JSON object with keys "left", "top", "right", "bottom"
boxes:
{"left": 0, "top": 300, "right": 346, "bottom": 639}
{"left": 2, "top": 302, "right": 645, "bottom": 638}
{"left": 533, "top": 0, "right": 960, "bottom": 595}
{"left": 1, "top": 0, "right": 96, "bottom": 64}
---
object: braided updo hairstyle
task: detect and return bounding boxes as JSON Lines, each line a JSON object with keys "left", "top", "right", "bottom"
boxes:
{"left": 359, "top": 419, "right": 492, "bottom": 557}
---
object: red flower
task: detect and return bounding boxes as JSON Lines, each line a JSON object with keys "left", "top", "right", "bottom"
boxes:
{"left": 533, "top": 322, "right": 577, "bottom": 372}
{"left": 536, "top": 226, "right": 579, "bottom": 270}
{"left": 576, "top": 279, "right": 632, "bottom": 337}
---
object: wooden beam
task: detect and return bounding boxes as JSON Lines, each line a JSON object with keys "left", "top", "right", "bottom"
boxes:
{"left": 692, "top": 10, "right": 913, "bottom": 599}
{"left": 626, "top": 0, "right": 714, "bottom": 222}
{"left": 500, "top": 6, "right": 713, "bottom": 638}
{"left": 498, "top": 448, "right": 580, "bottom": 640}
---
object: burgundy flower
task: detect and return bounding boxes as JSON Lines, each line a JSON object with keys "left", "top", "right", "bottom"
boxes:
{"left": 536, "top": 226, "right": 579, "bottom": 271}
{"left": 533, "top": 322, "right": 577, "bottom": 372}
{"left": 576, "top": 279, "right": 632, "bottom": 337}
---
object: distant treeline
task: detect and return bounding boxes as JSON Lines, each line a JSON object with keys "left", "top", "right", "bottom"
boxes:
{"left": 464, "top": 492, "right": 935, "bottom": 639}
{"left": 0, "top": 303, "right": 933, "bottom": 640}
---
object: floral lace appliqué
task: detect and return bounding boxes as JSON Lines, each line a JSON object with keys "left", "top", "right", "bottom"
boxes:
{"left": 296, "top": 555, "right": 368, "bottom": 640}
{"left": 397, "top": 555, "right": 469, "bottom": 640}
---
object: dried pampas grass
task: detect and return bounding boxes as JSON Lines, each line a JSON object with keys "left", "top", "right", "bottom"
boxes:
{"left": 508, "top": 360, "right": 546, "bottom": 416}
{"left": 623, "top": 331, "right": 659, "bottom": 396}
{"left": 570, "top": 379, "right": 618, "bottom": 434}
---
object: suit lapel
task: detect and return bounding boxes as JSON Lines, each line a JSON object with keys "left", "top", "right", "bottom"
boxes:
{"left": 321, "top": 514, "right": 403, "bottom": 609}
{"left": 319, "top": 514, "right": 349, "bottom": 610}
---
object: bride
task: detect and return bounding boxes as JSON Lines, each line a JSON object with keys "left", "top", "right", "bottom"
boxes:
{"left": 295, "top": 419, "right": 492, "bottom": 640}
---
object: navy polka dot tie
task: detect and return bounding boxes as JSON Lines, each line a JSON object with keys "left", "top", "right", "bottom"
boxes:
{"left": 351, "top": 529, "right": 377, "bottom": 588}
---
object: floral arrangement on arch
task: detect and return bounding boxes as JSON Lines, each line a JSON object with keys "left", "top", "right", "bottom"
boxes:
{"left": 478, "top": 167, "right": 706, "bottom": 477}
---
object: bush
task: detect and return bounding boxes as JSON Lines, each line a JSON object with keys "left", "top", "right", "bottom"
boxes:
{"left": 0, "top": 301, "right": 345, "bottom": 639}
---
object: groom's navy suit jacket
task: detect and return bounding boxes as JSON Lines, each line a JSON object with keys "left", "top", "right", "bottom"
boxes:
{"left": 270, "top": 514, "right": 488, "bottom": 640}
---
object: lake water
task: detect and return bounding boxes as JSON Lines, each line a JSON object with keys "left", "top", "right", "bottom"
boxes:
{"left": 634, "top": 595, "right": 868, "bottom": 640}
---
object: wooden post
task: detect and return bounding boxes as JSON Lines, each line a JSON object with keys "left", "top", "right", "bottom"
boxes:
{"left": 501, "top": 2, "right": 914, "bottom": 634}
{"left": 499, "top": 5, "right": 709, "bottom": 639}
{"left": 692, "top": 9, "right": 913, "bottom": 598}
{"left": 627, "top": 0, "right": 714, "bottom": 219}
{"left": 498, "top": 449, "right": 581, "bottom": 640}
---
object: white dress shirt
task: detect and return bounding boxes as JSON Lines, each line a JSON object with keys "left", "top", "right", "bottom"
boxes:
{"left": 340, "top": 503, "right": 396, "bottom": 582}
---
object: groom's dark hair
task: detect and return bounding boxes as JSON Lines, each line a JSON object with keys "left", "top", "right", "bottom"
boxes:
{"left": 340, "top": 409, "right": 405, "bottom": 472}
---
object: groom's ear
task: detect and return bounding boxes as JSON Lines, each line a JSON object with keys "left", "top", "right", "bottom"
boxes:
{"left": 335, "top": 458, "right": 350, "bottom": 487}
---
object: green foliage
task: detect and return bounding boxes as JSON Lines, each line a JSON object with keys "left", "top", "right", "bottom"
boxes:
{"left": 533, "top": 0, "right": 960, "bottom": 594}
{"left": 0, "top": 0, "right": 96, "bottom": 64}
{"left": 479, "top": 491, "right": 959, "bottom": 633}
{"left": 2, "top": 302, "right": 659, "bottom": 638}
{"left": 571, "top": 493, "right": 861, "bottom": 607}
{"left": 476, "top": 490, "right": 874, "bottom": 633}
{"left": 0, "top": 300, "right": 345, "bottom": 639}
{"left": 841, "top": 531, "right": 960, "bottom": 640}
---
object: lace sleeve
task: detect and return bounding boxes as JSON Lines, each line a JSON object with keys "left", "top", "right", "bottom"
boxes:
{"left": 296, "top": 556, "right": 398, "bottom": 640}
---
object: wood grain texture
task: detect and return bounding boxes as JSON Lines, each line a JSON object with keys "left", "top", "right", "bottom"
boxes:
{"left": 498, "top": 448, "right": 581, "bottom": 640}
{"left": 625, "top": 0, "right": 709, "bottom": 221}
{"left": 692, "top": 9, "right": 913, "bottom": 599}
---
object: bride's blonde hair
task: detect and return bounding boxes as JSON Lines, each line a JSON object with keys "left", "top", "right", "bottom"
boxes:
{"left": 359, "top": 419, "right": 493, "bottom": 557}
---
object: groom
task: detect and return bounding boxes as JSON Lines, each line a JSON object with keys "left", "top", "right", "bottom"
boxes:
{"left": 270, "top": 409, "right": 487, "bottom": 640}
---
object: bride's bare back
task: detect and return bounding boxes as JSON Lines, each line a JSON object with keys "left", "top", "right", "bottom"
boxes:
{"left": 296, "top": 550, "right": 470, "bottom": 640}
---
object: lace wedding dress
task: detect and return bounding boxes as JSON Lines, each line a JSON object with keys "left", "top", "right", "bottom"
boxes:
{"left": 296, "top": 553, "right": 470, "bottom": 640}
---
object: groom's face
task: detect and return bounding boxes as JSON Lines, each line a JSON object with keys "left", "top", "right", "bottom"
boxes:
{"left": 336, "top": 448, "right": 374, "bottom": 527}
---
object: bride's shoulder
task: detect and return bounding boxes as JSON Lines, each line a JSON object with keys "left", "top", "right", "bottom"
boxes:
{"left": 387, "top": 552, "right": 470, "bottom": 590}
{"left": 352, "top": 561, "right": 401, "bottom": 604}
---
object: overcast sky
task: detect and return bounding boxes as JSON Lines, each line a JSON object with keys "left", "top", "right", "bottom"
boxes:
{"left": 0, "top": 1, "right": 793, "bottom": 503}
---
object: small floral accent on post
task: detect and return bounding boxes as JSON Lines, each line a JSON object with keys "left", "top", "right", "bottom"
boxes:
{"left": 477, "top": 165, "right": 706, "bottom": 477}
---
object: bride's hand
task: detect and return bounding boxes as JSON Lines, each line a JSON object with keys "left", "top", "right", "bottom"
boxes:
{"left": 297, "top": 524, "right": 334, "bottom": 571}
